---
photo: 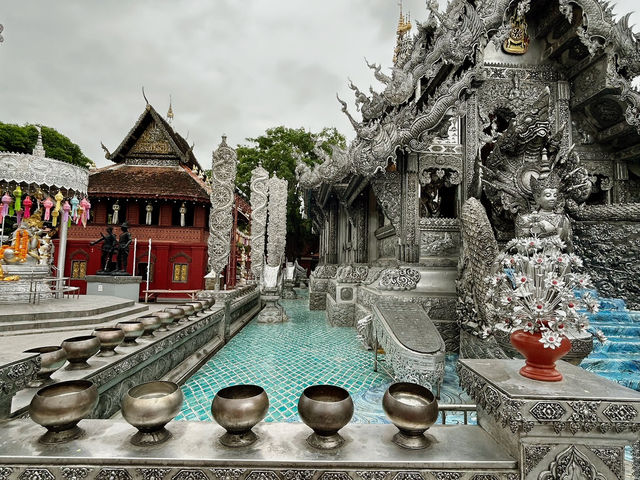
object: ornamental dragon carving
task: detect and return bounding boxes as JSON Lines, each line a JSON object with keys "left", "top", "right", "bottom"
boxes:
{"left": 295, "top": 142, "right": 351, "bottom": 190}
{"left": 207, "top": 136, "right": 237, "bottom": 283}
{"left": 250, "top": 164, "right": 269, "bottom": 282}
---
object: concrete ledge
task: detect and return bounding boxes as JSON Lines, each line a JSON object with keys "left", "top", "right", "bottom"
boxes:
{"left": 0, "top": 420, "right": 517, "bottom": 473}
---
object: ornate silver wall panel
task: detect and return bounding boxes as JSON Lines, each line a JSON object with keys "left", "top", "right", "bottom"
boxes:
{"left": 249, "top": 165, "right": 269, "bottom": 281}
{"left": 208, "top": 137, "right": 237, "bottom": 278}
{"left": 0, "top": 153, "right": 89, "bottom": 195}
{"left": 266, "top": 176, "right": 288, "bottom": 267}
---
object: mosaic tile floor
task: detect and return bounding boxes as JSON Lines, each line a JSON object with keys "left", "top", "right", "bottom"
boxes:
{"left": 177, "top": 289, "right": 472, "bottom": 423}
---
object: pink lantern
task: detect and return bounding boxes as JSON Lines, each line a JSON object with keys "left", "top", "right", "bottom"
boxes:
{"left": 42, "top": 197, "right": 54, "bottom": 221}
{"left": 23, "top": 196, "right": 33, "bottom": 219}
{"left": 80, "top": 197, "right": 90, "bottom": 227}
{"left": 62, "top": 201, "right": 71, "bottom": 224}
{"left": 1, "top": 192, "right": 11, "bottom": 221}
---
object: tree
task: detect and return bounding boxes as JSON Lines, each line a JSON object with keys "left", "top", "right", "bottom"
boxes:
{"left": 0, "top": 122, "right": 93, "bottom": 168}
{"left": 235, "top": 126, "right": 346, "bottom": 259}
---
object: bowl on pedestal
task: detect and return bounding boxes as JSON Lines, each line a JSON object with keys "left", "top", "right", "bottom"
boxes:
{"left": 211, "top": 384, "right": 269, "bottom": 447}
{"left": 136, "top": 316, "right": 162, "bottom": 338}
{"left": 23, "top": 346, "right": 67, "bottom": 387}
{"left": 382, "top": 382, "right": 438, "bottom": 449}
{"left": 29, "top": 379, "right": 98, "bottom": 444}
{"left": 121, "top": 380, "right": 184, "bottom": 446}
{"left": 115, "top": 321, "right": 145, "bottom": 345}
{"left": 177, "top": 304, "right": 196, "bottom": 320}
{"left": 60, "top": 336, "right": 100, "bottom": 370}
{"left": 298, "top": 385, "right": 353, "bottom": 449}
{"left": 163, "top": 308, "right": 185, "bottom": 326}
{"left": 151, "top": 311, "right": 174, "bottom": 332}
{"left": 92, "top": 327, "right": 125, "bottom": 357}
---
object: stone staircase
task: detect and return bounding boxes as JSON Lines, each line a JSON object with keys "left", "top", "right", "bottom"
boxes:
{"left": 580, "top": 294, "right": 640, "bottom": 391}
{"left": 0, "top": 295, "right": 149, "bottom": 335}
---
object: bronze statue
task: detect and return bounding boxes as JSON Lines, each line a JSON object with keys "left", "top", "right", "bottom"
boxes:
{"left": 115, "top": 222, "right": 132, "bottom": 275}
{"left": 90, "top": 226, "right": 117, "bottom": 273}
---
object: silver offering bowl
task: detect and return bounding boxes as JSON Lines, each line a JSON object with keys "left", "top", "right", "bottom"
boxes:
{"left": 298, "top": 385, "right": 354, "bottom": 449}
{"left": 176, "top": 304, "right": 196, "bottom": 322}
{"left": 92, "top": 327, "right": 125, "bottom": 357}
{"left": 29, "top": 379, "right": 98, "bottom": 444}
{"left": 211, "top": 384, "right": 269, "bottom": 447}
{"left": 203, "top": 298, "right": 215, "bottom": 310}
{"left": 60, "top": 336, "right": 100, "bottom": 370}
{"left": 23, "top": 346, "right": 67, "bottom": 387}
{"left": 115, "top": 321, "right": 145, "bottom": 345}
{"left": 150, "top": 311, "right": 174, "bottom": 332}
{"left": 184, "top": 301, "right": 204, "bottom": 313}
{"left": 122, "top": 380, "right": 184, "bottom": 446}
{"left": 163, "top": 307, "right": 185, "bottom": 324}
{"left": 136, "top": 316, "right": 162, "bottom": 337}
{"left": 382, "top": 382, "right": 438, "bottom": 450}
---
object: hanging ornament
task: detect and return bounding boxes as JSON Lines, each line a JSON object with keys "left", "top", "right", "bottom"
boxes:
{"left": 51, "top": 208, "right": 59, "bottom": 227}
{"left": 80, "top": 197, "right": 90, "bottom": 227}
{"left": 13, "top": 186, "right": 22, "bottom": 212}
{"left": 1, "top": 192, "right": 11, "bottom": 221}
{"left": 70, "top": 195, "right": 79, "bottom": 221}
{"left": 52, "top": 191, "right": 63, "bottom": 227}
{"left": 62, "top": 200, "right": 71, "bottom": 226}
{"left": 34, "top": 187, "right": 45, "bottom": 209}
{"left": 23, "top": 196, "right": 32, "bottom": 219}
{"left": 76, "top": 203, "right": 84, "bottom": 225}
{"left": 84, "top": 197, "right": 91, "bottom": 224}
{"left": 42, "top": 197, "right": 54, "bottom": 221}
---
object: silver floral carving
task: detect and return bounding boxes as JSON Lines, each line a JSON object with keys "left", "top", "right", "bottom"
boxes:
{"left": 245, "top": 472, "right": 278, "bottom": 480}
{"left": 96, "top": 469, "right": 132, "bottom": 480}
{"left": 356, "top": 472, "right": 389, "bottom": 480}
{"left": 210, "top": 470, "right": 245, "bottom": 480}
{"left": 137, "top": 470, "right": 171, "bottom": 480}
{"left": 378, "top": 268, "right": 420, "bottom": 291}
{"left": 18, "top": 470, "right": 54, "bottom": 480}
{"left": 208, "top": 136, "right": 238, "bottom": 280}
{"left": 250, "top": 164, "right": 269, "bottom": 281}
{"left": 266, "top": 176, "right": 288, "bottom": 267}
{"left": 61, "top": 469, "right": 92, "bottom": 480}
{"left": 602, "top": 403, "right": 638, "bottom": 423}
{"left": 391, "top": 473, "right": 422, "bottom": 480}
{"left": 319, "top": 473, "right": 351, "bottom": 480}
{"left": 282, "top": 471, "right": 315, "bottom": 480}
{"left": 0, "top": 153, "right": 89, "bottom": 195}
{"left": 0, "top": 468, "right": 12, "bottom": 480}
{"left": 530, "top": 402, "right": 567, "bottom": 421}
{"left": 539, "top": 445, "right": 606, "bottom": 480}
{"left": 432, "top": 473, "right": 461, "bottom": 480}
{"left": 590, "top": 447, "right": 623, "bottom": 480}
{"left": 171, "top": 471, "right": 208, "bottom": 480}
{"left": 524, "top": 445, "right": 552, "bottom": 475}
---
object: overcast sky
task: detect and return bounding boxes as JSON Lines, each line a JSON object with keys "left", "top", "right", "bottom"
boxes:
{"left": 1, "top": 0, "right": 638, "bottom": 168}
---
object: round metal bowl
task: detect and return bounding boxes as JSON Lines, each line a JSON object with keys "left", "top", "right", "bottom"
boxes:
{"left": 382, "top": 382, "right": 438, "bottom": 449}
{"left": 173, "top": 305, "right": 194, "bottom": 323}
{"left": 136, "top": 316, "right": 162, "bottom": 337}
{"left": 178, "top": 304, "right": 196, "bottom": 318}
{"left": 60, "top": 336, "right": 100, "bottom": 370}
{"left": 121, "top": 380, "right": 184, "bottom": 446}
{"left": 92, "top": 327, "right": 125, "bottom": 357}
{"left": 184, "top": 301, "right": 204, "bottom": 312}
{"left": 163, "top": 307, "right": 185, "bottom": 324}
{"left": 202, "top": 298, "right": 215, "bottom": 310}
{"left": 150, "top": 311, "right": 174, "bottom": 332}
{"left": 23, "top": 346, "right": 67, "bottom": 387}
{"left": 211, "top": 384, "right": 269, "bottom": 447}
{"left": 115, "top": 321, "right": 145, "bottom": 345}
{"left": 298, "top": 385, "right": 354, "bottom": 449}
{"left": 29, "top": 379, "right": 98, "bottom": 444}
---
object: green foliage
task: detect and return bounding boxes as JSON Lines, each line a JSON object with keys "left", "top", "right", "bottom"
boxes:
{"left": 235, "top": 126, "right": 346, "bottom": 258}
{"left": 0, "top": 122, "right": 92, "bottom": 168}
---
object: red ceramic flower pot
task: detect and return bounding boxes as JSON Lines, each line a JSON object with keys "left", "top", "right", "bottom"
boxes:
{"left": 510, "top": 328, "right": 571, "bottom": 382}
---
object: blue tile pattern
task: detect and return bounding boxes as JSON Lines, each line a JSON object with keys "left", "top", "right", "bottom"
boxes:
{"left": 177, "top": 289, "right": 472, "bottom": 423}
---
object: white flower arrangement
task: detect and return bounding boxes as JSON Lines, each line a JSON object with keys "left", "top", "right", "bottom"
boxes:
{"left": 485, "top": 236, "right": 601, "bottom": 349}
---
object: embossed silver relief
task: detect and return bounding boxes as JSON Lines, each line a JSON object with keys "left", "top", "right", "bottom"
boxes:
{"left": 171, "top": 470, "right": 208, "bottom": 480}
{"left": 282, "top": 471, "right": 315, "bottom": 480}
{"left": 61, "top": 468, "right": 92, "bottom": 480}
{"left": 589, "top": 447, "right": 623, "bottom": 480}
{"left": 266, "top": 176, "right": 288, "bottom": 267}
{"left": 539, "top": 445, "right": 607, "bottom": 480}
{"left": 378, "top": 268, "right": 420, "bottom": 291}
{"left": 523, "top": 445, "right": 552, "bottom": 475}
{"left": 208, "top": 136, "right": 238, "bottom": 283}
{"left": 137, "top": 469, "right": 171, "bottom": 480}
{"left": 250, "top": 165, "right": 269, "bottom": 281}
{"left": 96, "top": 469, "right": 132, "bottom": 480}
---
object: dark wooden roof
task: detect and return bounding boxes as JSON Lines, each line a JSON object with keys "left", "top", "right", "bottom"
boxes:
{"left": 89, "top": 164, "right": 210, "bottom": 202}
{"left": 107, "top": 104, "right": 202, "bottom": 171}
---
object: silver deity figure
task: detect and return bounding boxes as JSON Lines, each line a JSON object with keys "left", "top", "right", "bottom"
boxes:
{"left": 515, "top": 174, "right": 571, "bottom": 246}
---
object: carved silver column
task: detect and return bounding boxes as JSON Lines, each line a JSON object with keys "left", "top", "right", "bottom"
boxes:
{"left": 554, "top": 80, "right": 572, "bottom": 151}
{"left": 249, "top": 164, "right": 268, "bottom": 283}
{"left": 353, "top": 195, "right": 368, "bottom": 263}
{"left": 206, "top": 136, "right": 237, "bottom": 289}
{"left": 399, "top": 153, "right": 420, "bottom": 263}
{"left": 327, "top": 199, "right": 338, "bottom": 264}
{"left": 266, "top": 176, "right": 288, "bottom": 267}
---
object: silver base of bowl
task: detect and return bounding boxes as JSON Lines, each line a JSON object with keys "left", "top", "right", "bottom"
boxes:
{"left": 306, "top": 432, "right": 344, "bottom": 450}
{"left": 97, "top": 349, "right": 118, "bottom": 357}
{"left": 39, "top": 425, "right": 85, "bottom": 444}
{"left": 392, "top": 431, "right": 432, "bottom": 450}
{"left": 131, "top": 427, "right": 172, "bottom": 446}
{"left": 65, "top": 361, "right": 91, "bottom": 370}
{"left": 219, "top": 430, "right": 257, "bottom": 447}
{"left": 27, "top": 375, "right": 55, "bottom": 389}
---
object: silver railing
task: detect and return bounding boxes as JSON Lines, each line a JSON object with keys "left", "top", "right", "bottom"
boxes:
{"left": 438, "top": 403, "right": 477, "bottom": 425}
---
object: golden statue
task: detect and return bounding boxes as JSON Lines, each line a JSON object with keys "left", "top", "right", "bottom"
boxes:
{"left": 503, "top": 13, "right": 529, "bottom": 55}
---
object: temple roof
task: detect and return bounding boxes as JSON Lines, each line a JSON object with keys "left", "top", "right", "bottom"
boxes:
{"left": 88, "top": 163, "right": 210, "bottom": 202}
{"left": 105, "top": 103, "right": 202, "bottom": 171}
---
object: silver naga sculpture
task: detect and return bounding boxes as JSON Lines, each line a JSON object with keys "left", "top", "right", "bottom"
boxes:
{"left": 249, "top": 164, "right": 269, "bottom": 283}
{"left": 207, "top": 136, "right": 237, "bottom": 288}
{"left": 266, "top": 176, "right": 288, "bottom": 268}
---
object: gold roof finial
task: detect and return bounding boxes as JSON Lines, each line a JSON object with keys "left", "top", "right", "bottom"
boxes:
{"left": 167, "top": 95, "right": 174, "bottom": 124}
{"left": 393, "top": 0, "right": 412, "bottom": 64}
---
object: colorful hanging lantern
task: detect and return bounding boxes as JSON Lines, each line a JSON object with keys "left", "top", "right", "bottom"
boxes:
{"left": 12, "top": 185, "right": 22, "bottom": 212}
{"left": 70, "top": 195, "right": 79, "bottom": 221}
{"left": 34, "top": 188, "right": 45, "bottom": 209}
{"left": 51, "top": 208, "right": 59, "bottom": 227}
{"left": 23, "top": 196, "right": 32, "bottom": 219}
{"left": 1, "top": 192, "right": 11, "bottom": 221}
{"left": 42, "top": 197, "right": 54, "bottom": 221}
{"left": 80, "top": 197, "right": 90, "bottom": 227}
{"left": 52, "top": 191, "right": 63, "bottom": 226}
{"left": 62, "top": 201, "right": 71, "bottom": 224}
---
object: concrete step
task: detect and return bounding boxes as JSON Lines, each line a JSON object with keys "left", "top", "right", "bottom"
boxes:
{"left": 0, "top": 296, "right": 136, "bottom": 322}
{"left": 0, "top": 304, "right": 149, "bottom": 335}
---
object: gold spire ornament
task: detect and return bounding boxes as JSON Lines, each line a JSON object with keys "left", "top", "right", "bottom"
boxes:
{"left": 393, "top": 1, "right": 412, "bottom": 64}
{"left": 167, "top": 95, "right": 174, "bottom": 125}
{"left": 503, "top": 12, "right": 530, "bottom": 55}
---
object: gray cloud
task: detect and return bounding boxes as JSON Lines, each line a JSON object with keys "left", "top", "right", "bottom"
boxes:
{"left": 1, "top": 0, "right": 638, "bottom": 168}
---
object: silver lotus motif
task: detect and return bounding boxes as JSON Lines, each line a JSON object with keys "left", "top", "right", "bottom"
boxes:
{"left": 298, "top": 385, "right": 354, "bottom": 449}
{"left": 122, "top": 381, "right": 184, "bottom": 446}
{"left": 29, "top": 379, "right": 98, "bottom": 444}
{"left": 382, "top": 382, "right": 438, "bottom": 449}
{"left": 60, "top": 336, "right": 100, "bottom": 370}
{"left": 211, "top": 384, "right": 269, "bottom": 447}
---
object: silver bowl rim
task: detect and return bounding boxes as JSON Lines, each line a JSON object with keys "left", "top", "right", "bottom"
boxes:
{"left": 61, "top": 335, "right": 99, "bottom": 344}
{"left": 301, "top": 384, "right": 351, "bottom": 404}
{"left": 215, "top": 384, "right": 266, "bottom": 400}
{"left": 386, "top": 382, "right": 436, "bottom": 405}
{"left": 35, "top": 379, "right": 96, "bottom": 398}
{"left": 125, "top": 380, "right": 180, "bottom": 400}
{"left": 24, "top": 346, "right": 65, "bottom": 354}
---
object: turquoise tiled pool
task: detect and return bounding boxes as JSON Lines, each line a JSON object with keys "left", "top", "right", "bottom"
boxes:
{"left": 177, "top": 289, "right": 471, "bottom": 423}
